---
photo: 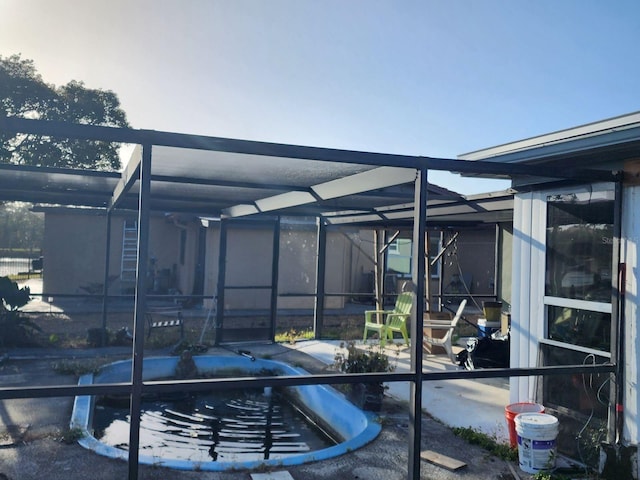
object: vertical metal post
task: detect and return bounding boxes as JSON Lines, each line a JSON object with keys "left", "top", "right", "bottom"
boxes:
{"left": 611, "top": 179, "right": 624, "bottom": 444}
{"left": 380, "top": 229, "right": 388, "bottom": 302}
{"left": 314, "top": 218, "right": 327, "bottom": 338}
{"left": 128, "top": 143, "right": 152, "bottom": 480}
{"left": 425, "top": 231, "right": 431, "bottom": 310}
{"left": 100, "top": 211, "right": 112, "bottom": 347}
{"left": 373, "top": 229, "right": 389, "bottom": 310}
{"left": 409, "top": 167, "right": 428, "bottom": 480}
{"left": 438, "top": 233, "right": 445, "bottom": 311}
{"left": 373, "top": 230, "right": 381, "bottom": 311}
{"left": 269, "top": 217, "right": 281, "bottom": 341}
{"left": 215, "top": 219, "right": 228, "bottom": 346}
{"left": 494, "top": 223, "right": 500, "bottom": 300}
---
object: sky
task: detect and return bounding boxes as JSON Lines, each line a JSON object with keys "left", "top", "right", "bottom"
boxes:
{"left": 1, "top": 0, "right": 639, "bottom": 194}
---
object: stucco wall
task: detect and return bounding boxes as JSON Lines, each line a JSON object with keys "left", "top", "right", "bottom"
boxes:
{"left": 440, "top": 227, "right": 497, "bottom": 301}
{"left": 171, "top": 222, "right": 201, "bottom": 297}
{"left": 202, "top": 220, "right": 351, "bottom": 311}
{"left": 42, "top": 210, "right": 183, "bottom": 296}
{"left": 43, "top": 210, "right": 112, "bottom": 295}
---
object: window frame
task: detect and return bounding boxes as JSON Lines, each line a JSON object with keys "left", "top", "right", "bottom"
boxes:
{"left": 539, "top": 185, "right": 615, "bottom": 357}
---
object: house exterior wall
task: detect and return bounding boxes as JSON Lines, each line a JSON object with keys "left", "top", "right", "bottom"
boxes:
{"left": 367, "top": 228, "right": 499, "bottom": 310}
{"left": 42, "top": 210, "right": 185, "bottom": 296}
{"left": 43, "top": 210, "right": 500, "bottom": 324}
{"left": 440, "top": 227, "right": 497, "bottom": 300}
{"left": 171, "top": 222, "right": 200, "bottom": 298}
{"left": 201, "top": 220, "right": 351, "bottom": 312}
{"left": 510, "top": 191, "right": 547, "bottom": 403}
{"left": 146, "top": 219, "right": 183, "bottom": 293}
{"left": 43, "top": 210, "right": 112, "bottom": 295}
{"left": 511, "top": 182, "right": 622, "bottom": 471}
{"left": 460, "top": 112, "right": 640, "bottom": 473}
{"left": 621, "top": 184, "right": 640, "bottom": 446}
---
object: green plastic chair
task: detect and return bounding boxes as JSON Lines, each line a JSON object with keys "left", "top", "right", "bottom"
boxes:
{"left": 363, "top": 291, "right": 414, "bottom": 347}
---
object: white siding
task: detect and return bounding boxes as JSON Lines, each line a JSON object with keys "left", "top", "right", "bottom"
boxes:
{"left": 622, "top": 184, "right": 640, "bottom": 448}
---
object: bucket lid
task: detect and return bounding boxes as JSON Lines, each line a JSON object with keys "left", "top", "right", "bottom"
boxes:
{"left": 515, "top": 413, "right": 558, "bottom": 428}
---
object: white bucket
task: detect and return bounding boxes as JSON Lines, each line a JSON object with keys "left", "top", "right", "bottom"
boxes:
{"left": 515, "top": 413, "right": 559, "bottom": 474}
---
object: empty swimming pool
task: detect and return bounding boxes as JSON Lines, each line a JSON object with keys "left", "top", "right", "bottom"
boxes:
{"left": 70, "top": 355, "right": 381, "bottom": 471}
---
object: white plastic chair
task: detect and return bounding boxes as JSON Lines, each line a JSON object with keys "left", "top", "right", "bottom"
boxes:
{"left": 422, "top": 299, "right": 467, "bottom": 363}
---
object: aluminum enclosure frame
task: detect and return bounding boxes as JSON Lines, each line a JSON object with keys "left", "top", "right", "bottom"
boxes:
{"left": 0, "top": 116, "right": 619, "bottom": 480}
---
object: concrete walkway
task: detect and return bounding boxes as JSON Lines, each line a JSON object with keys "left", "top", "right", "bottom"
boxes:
{"left": 285, "top": 339, "right": 510, "bottom": 443}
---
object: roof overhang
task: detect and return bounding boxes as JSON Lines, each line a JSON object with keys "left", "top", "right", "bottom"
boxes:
{"left": 459, "top": 111, "right": 640, "bottom": 169}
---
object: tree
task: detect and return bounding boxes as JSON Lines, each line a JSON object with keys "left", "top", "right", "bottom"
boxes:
{"left": 0, "top": 202, "right": 43, "bottom": 251}
{"left": 0, "top": 54, "right": 129, "bottom": 171}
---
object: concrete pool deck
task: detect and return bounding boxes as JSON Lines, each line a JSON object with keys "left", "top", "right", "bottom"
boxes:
{"left": 282, "top": 339, "right": 511, "bottom": 443}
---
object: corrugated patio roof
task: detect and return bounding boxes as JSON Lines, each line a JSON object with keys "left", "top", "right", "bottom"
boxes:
{"left": 0, "top": 116, "right": 620, "bottom": 227}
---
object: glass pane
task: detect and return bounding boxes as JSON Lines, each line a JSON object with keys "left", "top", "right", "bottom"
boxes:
{"left": 547, "top": 305, "right": 611, "bottom": 352}
{"left": 545, "top": 192, "right": 614, "bottom": 302}
{"left": 537, "top": 343, "right": 609, "bottom": 468}
{"left": 387, "top": 238, "right": 412, "bottom": 275}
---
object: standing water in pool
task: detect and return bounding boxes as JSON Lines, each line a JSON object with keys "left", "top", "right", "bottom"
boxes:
{"left": 93, "top": 386, "right": 336, "bottom": 463}
{"left": 71, "top": 356, "right": 381, "bottom": 471}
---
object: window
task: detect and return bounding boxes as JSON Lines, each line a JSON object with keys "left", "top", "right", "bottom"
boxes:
{"left": 544, "top": 189, "right": 614, "bottom": 352}
{"left": 537, "top": 343, "right": 609, "bottom": 468}
{"left": 385, "top": 234, "right": 442, "bottom": 279}
{"left": 387, "top": 238, "right": 411, "bottom": 276}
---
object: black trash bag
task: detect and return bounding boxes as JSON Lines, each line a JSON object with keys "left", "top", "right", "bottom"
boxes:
{"left": 460, "top": 335, "right": 509, "bottom": 370}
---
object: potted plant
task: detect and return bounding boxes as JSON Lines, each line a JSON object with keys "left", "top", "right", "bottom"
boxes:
{"left": 0, "top": 276, "right": 40, "bottom": 348}
{"left": 333, "top": 341, "right": 395, "bottom": 411}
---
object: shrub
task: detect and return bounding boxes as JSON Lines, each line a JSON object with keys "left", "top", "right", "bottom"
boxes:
{"left": 0, "top": 276, "right": 41, "bottom": 347}
{"left": 333, "top": 341, "right": 395, "bottom": 374}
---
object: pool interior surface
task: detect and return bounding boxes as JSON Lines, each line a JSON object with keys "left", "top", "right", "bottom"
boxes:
{"left": 71, "top": 355, "right": 381, "bottom": 471}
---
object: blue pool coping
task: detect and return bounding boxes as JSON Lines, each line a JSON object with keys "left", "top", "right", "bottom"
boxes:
{"left": 70, "top": 355, "right": 381, "bottom": 471}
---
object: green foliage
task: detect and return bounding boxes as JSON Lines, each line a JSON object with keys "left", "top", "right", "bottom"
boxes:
{"left": 0, "top": 275, "right": 31, "bottom": 309}
{"left": 58, "top": 427, "right": 85, "bottom": 444}
{"left": 52, "top": 358, "right": 104, "bottom": 376}
{"left": 170, "top": 339, "right": 208, "bottom": 356}
{"left": 0, "top": 53, "right": 129, "bottom": 171}
{"left": 333, "top": 341, "right": 395, "bottom": 374}
{"left": 452, "top": 426, "right": 518, "bottom": 462}
{"left": 0, "top": 275, "right": 40, "bottom": 347}
{"left": 275, "top": 328, "right": 315, "bottom": 344}
{"left": 0, "top": 202, "right": 43, "bottom": 251}
{"left": 532, "top": 473, "right": 572, "bottom": 480}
